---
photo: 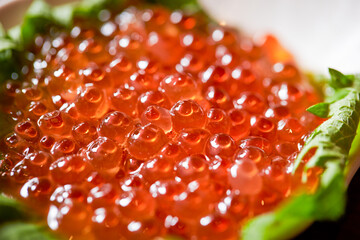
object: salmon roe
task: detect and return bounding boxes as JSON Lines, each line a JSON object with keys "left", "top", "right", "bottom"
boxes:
{"left": 0, "top": 5, "right": 324, "bottom": 240}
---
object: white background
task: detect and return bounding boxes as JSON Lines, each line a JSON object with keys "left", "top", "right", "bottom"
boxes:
{"left": 200, "top": 0, "right": 360, "bottom": 74}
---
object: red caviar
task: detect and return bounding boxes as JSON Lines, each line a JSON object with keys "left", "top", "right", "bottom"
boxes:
{"left": 0, "top": 5, "right": 324, "bottom": 240}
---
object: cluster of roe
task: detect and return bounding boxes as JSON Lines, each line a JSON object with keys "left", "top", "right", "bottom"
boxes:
{"left": 0, "top": 5, "right": 324, "bottom": 240}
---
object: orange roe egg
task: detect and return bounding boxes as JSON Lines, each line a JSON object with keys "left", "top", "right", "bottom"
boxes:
{"left": 72, "top": 121, "right": 98, "bottom": 145}
{"left": 228, "top": 160, "right": 263, "bottom": 195}
{"left": 159, "top": 142, "right": 187, "bottom": 162}
{"left": 98, "top": 111, "right": 134, "bottom": 144}
{"left": 91, "top": 207, "right": 123, "bottom": 239}
{"left": 175, "top": 154, "right": 210, "bottom": 183}
{"left": 75, "top": 85, "right": 108, "bottom": 119}
{"left": 24, "top": 151, "right": 52, "bottom": 176}
{"left": 127, "top": 123, "right": 168, "bottom": 160}
{"left": 137, "top": 90, "right": 171, "bottom": 115}
{"left": 141, "top": 105, "right": 172, "bottom": 133}
{"left": 116, "top": 188, "right": 156, "bottom": 220}
{"left": 85, "top": 137, "right": 124, "bottom": 172}
{"left": 47, "top": 201, "right": 91, "bottom": 235}
{"left": 49, "top": 155, "right": 92, "bottom": 185}
{"left": 87, "top": 183, "right": 119, "bottom": 208}
{"left": 205, "top": 133, "right": 237, "bottom": 160}
{"left": 176, "top": 128, "right": 210, "bottom": 155}
{"left": 38, "top": 110, "right": 73, "bottom": 137}
{"left": 159, "top": 74, "right": 198, "bottom": 103}
{"left": 109, "top": 86, "right": 139, "bottom": 117}
{"left": 141, "top": 157, "right": 175, "bottom": 183}
{"left": 15, "top": 120, "right": 39, "bottom": 142}
{"left": 196, "top": 213, "right": 238, "bottom": 240}
{"left": 170, "top": 100, "right": 206, "bottom": 132}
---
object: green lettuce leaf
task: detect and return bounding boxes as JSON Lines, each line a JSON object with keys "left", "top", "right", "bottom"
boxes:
{"left": 0, "top": 23, "right": 20, "bottom": 82}
{"left": 328, "top": 68, "right": 354, "bottom": 89}
{"left": 52, "top": 0, "right": 126, "bottom": 28}
{"left": 18, "top": 0, "right": 125, "bottom": 45}
{"left": 0, "top": 195, "right": 28, "bottom": 224}
{"left": 0, "top": 223, "right": 58, "bottom": 240}
{"left": 0, "top": 41, "right": 19, "bottom": 82}
{"left": 146, "top": 0, "right": 201, "bottom": 11}
{"left": 20, "top": 0, "right": 53, "bottom": 46}
{"left": 0, "top": 194, "right": 60, "bottom": 240}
